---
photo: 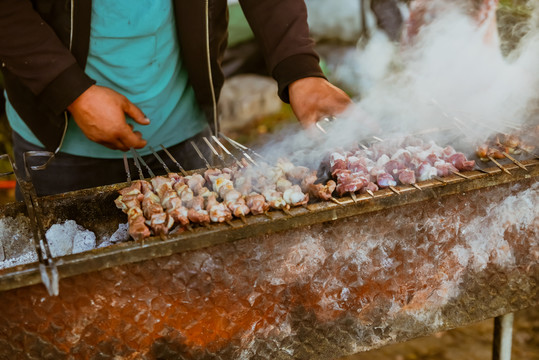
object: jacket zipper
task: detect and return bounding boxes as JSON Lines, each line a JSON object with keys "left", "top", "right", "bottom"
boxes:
{"left": 54, "top": 0, "right": 75, "bottom": 154}
{"left": 205, "top": 0, "right": 219, "bottom": 136}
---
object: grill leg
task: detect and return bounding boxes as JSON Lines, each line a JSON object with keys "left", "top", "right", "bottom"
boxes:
{"left": 492, "top": 313, "right": 514, "bottom": 360}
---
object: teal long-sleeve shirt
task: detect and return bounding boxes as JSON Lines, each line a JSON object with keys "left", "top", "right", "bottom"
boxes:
{"left": 6, "top": 0, "right": 206, "bottom": 158}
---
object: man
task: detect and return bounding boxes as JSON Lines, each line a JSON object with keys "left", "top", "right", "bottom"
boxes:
{"left": 404, "top": 0, "right": 499, "bottom": 44}
{"left": 0, "top": 0, "right": 351, "bottom": 196}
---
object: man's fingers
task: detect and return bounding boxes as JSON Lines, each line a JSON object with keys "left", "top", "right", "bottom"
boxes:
{"left": 301, "top": 114, "right": 320, "bottom": 129}
{"left": 97, "top": 139, "right": 129, "bottom": 152}
{"left": 121, "top": 129, "right": 147, "bottom": 149}
{"left": 124, "top": 100, "right": 150, "bottom": 125}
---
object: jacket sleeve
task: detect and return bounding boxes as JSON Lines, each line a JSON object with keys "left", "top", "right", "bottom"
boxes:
{"left": 238, "top": 0, "right": 326, "bottom": 103}
{"left": 0, "top": 0, "right": 94, "bottom": 116}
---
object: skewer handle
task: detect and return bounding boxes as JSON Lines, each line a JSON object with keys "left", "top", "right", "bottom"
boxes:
{"left": 130, "top": 148, "right": 145, "bottom": 180}
{"left": 159, "top": 144, "right": 188, "bottom": 176}
{"left": 149, "top": 146, "right": 171, "bottom": 173}
{"left": 190, "top": 141, "right": 212, "bottom": 169}
{"left": 123, "top": 154, "right": 132, "bottom": 182}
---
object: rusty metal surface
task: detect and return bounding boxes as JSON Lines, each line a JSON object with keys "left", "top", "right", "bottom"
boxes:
{"left": 0, "top": 164, "right": 537, "bottom": 358}
{"left": 0, "top": 160, "right": 537, "bottom": 293}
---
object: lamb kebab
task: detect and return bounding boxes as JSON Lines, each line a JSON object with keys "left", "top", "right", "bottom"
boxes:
{"left": 328, "top": 138, "right": 476, "bottom": 197}
{"left": 150, "top": 176, "right": 189, "bottom": 226}
{"left": 114, "top": 181, "right": 151, "bottom": 241}
{"left": 140, "top": 180, "right": 174, "bottom": 236}
{"left": 168, "top": 173, "right": 211, "bottom": 225}
{"left": 204, "top": 168, "right": 251, "bottom": 218}
{"left": 476, "top": 130, "right": 537, "bottom": 171}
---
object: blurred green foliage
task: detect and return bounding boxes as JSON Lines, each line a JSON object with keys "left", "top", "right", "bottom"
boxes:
{"left": 0, "top": 72, "right": 14, "bottom": 176}
{"left": 497, "top": 0, "right": 533, "bottom": 55}
{"left": 499, "top": 0, "right": 533, "bottom": 15}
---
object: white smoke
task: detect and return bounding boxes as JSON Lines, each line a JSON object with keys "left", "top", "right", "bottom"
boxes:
{"left": 257, "top": 1, "right": 539, "bottom": 169}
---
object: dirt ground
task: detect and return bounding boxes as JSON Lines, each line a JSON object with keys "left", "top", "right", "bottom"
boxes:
{"left": 342, "top": 306, "right": 539, "bottom": 360}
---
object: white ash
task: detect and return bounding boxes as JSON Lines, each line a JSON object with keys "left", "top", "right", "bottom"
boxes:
{"left": 46, "top": 220, "right": 96, "bottom": 257}
{"left": 98, "top": 223, "right": 130, "bottom": 248}
{"left": 0, "top": 250, "right": 38, "bottom": 270}
{"left": 1, "top": 219, "right": 131, "bottom": 270}
{"left": 0, "top": 215, "right": 34, "bottom": 260}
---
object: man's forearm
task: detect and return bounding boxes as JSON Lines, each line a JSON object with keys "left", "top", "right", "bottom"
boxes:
{"left": 0, "top": 0, "right": 94, "bottom": 115}
{"left": 238, "top": 0, "right": 325, "bottom": 102}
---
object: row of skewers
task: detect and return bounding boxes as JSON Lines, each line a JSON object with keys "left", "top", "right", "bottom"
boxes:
{"left": 327, "top": 137, "right": 476, "bottom": 197}
{"left": 115, "top": 129, "right": 536, "bottom": 240}
{"left": 475, "top": 126, "right": 538, "bottom": 174}
{"left": 115, "top": 136, "right": 337, "bottom": 240}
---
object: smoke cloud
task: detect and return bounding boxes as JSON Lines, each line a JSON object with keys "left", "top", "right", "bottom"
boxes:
{"left": 256, "top": 1, "right": 539, "bottom": 169}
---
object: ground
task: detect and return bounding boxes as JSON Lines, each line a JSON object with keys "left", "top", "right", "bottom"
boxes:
{"left": 343, "top": 306, "right": 539, "bottom": 360}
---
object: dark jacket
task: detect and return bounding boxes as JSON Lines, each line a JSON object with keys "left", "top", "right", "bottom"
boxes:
{"left": 0, "top": 0, "right": 324, "bottom": 151}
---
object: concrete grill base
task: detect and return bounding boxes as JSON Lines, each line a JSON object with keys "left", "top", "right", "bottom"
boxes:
{"left": 0, "top": 167, "right": 537, "bottom": 359}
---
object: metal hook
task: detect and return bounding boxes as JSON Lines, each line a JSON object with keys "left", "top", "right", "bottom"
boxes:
{"left": 15, "top": 151, "right": 59, "bottom": 295}
{"left": 23, "top": 150, "right": 55, "bottom": 177}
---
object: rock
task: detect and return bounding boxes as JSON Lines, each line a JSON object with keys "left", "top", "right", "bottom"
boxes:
{"left": 306, "top": 0, "right": 364, "bottom": 44}
{"left": 46, "top": 220, "right": 77, "bottom": 257}
{"left": 72, "top": 227, "right": 96, "bottom": 254}
{"left": 218, "top": 74, "right": 282, "bottom": 132}
{"left": 46, "top": 220, "right": 97, "bottom": 257}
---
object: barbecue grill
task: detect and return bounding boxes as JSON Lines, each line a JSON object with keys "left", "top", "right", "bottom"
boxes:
{"left": 0, "top": 135, "right": 537, "bottom": 359}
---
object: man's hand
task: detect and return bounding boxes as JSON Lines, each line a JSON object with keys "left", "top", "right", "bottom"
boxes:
{"left": 67, "top": 85, "right": 150, "bottom": 151}
{"left": 288, "top": 77, "right": 352, "bottom": 129}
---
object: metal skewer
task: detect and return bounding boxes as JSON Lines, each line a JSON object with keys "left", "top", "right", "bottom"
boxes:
{"left": 149, "top": 146, "right": 171, "bottom": 173}
{"left": 123, "top": 154, "right": 132, "bottom": 183}
{"left": 130, "top": 148, "right": 145, "bottom": 180}
{"left": 487, "top": 155, "right": 512, "bottom": 175}
{"left": 315, "top": 122, "right": 328, "bottom": 134}
{"left": 219, "top": 133, "right": 266, "bottom": 161}
{"left": 131, "top": 148, "right": 155, "bottom": 178}
{"left": 473, "top": 165, "right": 491, "bottom": 174}
{"left": 211, "top": 136, "right": 244, "bottom": 168}
{"left": 517, "top": 147, "right": 539, "bottom": 159}
{"left": 190, "top": 141, "right": 212, "bottom": 170}
{"left": 239, "top": 214, "right": 248, "bottom": 224}
{"left": 159, "top": 144, "right": 188, "bottom": 176}
{"left": 450, "top": 170, "right": 471, "bottom": 180}
{"left": 433, "top": 175, "right": 448, "bottom": 184}
{"left": 202, "top": 137, "right": 227, "bottom": 167}
{"left": 502, "top": 152, "right": 528, "bottom": 171}
{"left": 221, "top": 136, "right": 259, "bottom": 166}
